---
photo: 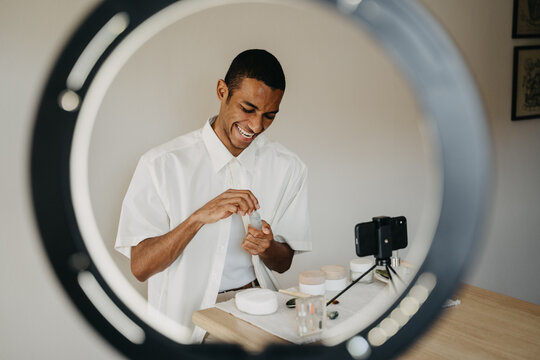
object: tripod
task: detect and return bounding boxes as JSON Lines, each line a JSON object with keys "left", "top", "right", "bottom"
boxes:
{"left": 326, "top": 257, "right": 403, "bottom": 307}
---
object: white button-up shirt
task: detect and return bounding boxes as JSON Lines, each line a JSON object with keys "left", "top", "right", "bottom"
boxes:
{"left": 115, "top": 117, "right": 312, "bottom": 343}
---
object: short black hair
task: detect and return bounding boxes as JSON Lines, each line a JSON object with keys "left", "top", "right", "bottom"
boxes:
{"left": 224, "top": 49, "right": 285, "bottom": 99}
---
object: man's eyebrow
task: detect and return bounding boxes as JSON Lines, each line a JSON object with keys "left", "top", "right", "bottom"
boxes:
{"left": 242, "top": 101, "right": 259, "bottom": 110}
{"left": 242, "top": 101, "right": 279, "bottom": 114}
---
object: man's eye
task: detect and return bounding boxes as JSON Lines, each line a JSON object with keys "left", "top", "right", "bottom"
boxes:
{"left": 241, "top": 107, "right": 254, "bottom": 113}
{"left": 265, "top": 115, "right": 275, "bottom": 120}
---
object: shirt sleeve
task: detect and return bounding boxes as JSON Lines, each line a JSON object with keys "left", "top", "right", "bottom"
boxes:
{"left": 115, "top": 156, "right": 170, "bottom": 258}
{"left": 272, "top": 164, "right": 312, "bottom": 253}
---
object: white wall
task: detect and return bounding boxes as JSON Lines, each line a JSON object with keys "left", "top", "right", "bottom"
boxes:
{"left": 420, "top": 0, "right": 540, "bottom": 304}
{"left": 1, "top": 1, "right": 123, "bottom": 359}
{"left": 1, "top": 0, "right": 539, "bottom": 359}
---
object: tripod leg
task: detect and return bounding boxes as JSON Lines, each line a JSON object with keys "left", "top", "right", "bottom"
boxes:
{"left": 387, "top": 265, "right": 404, "bottom": 284}
{"left": 326, "top": 263, "right": 376, "bottom": 306}
{"left": 386, "top": 265, "right": 397, "bottom": 293}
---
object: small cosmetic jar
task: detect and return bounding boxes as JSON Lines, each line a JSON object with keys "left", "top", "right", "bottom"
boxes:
{"left": 299, "top": 270, "right": 326, "bottom": 295}
{"left": 320, "top": 265, "right": 347, "bottom": 291}
{"left": 350, "top": 258, "right": 375, "bottom": 283}
{"left": 235, "top": 288, "right": 278, "bottom": 315}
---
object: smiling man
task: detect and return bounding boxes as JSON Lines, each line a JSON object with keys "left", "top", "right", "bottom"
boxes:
{"left": 115, "top": 49, "right": 311, "bottom": 343}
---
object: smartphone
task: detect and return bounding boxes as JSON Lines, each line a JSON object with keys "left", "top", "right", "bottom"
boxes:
{"left": 355, "top": 216, "right": 408, "bottom": 257}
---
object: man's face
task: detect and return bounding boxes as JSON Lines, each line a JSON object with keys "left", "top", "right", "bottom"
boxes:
{"left": 213, "top": 77, "right": 284, "bottom": 156}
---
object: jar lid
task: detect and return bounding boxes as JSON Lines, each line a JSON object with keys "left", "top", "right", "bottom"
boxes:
{"left": 299, "top": 270, "right": 326, "bottom": 285}
{"left": 350, "top": 258, "right": 375, "bottom": 272}
{"left": 320, "top": 265, "right": 346, "bottom": 280}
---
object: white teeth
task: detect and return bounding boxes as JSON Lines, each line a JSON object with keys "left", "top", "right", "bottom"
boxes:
{"left": 236, "top": 124, "right": 254, "bottom": 138}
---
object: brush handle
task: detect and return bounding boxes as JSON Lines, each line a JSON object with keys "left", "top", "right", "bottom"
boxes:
{"left": 278, "top": 289, "right": 311, "bottom": 298}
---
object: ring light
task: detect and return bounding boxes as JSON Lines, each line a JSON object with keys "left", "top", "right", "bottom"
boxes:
{"left": 31, "top": 0, "right": 490, "bottom": 358}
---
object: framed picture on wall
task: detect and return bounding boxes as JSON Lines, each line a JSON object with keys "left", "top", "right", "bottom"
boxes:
{"left": 513, "top": 0, "right": 540, "bottom": 38}
{"left": 512, "top": 46, "right": 540, "bottom": 120}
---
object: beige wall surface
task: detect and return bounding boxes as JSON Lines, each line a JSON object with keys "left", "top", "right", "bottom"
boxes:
{"left": 1, "top": 0, "right": 539, "bottom": 359}
{"left": 420, "top": 0, "right": 540, "bottom": 305}
{"left": 1, "top": 1, "right": 123, "bottom": 359}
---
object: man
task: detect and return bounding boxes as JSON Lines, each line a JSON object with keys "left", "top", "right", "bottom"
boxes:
{"left": 115, "top": 49, "right": 311, "bottom": 343}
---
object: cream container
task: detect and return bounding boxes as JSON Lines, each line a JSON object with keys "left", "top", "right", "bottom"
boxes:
{"left": 299, "top": 270, "right": 326, "bottom": 295}
{"left": 235, "top": 288, "right": 278, "bottom": 315}
{"left": 320, "top": 265, "right": 347, "bottom": 291}
{"left": 350, "top": 258, "right": 375, "bottom": 283}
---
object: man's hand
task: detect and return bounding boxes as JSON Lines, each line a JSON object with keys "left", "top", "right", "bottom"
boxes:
{"left": 242, "top": 220, "right": 274, "bottom": 255}
{"left": 193, "top": 189, "right": 259, "bottom": 225}
{"left": 131, "top": 189, "right": 259, "bottom": 282}
{"left": 242, "top": 220, "right": 294, "bottom": 273}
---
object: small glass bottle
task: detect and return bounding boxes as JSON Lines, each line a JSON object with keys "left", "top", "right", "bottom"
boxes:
{"left": 295, "top": 295, "right": 325, "bottom": 337}
{"left": 249, "top": 211, "right": 262, "bottom": 229}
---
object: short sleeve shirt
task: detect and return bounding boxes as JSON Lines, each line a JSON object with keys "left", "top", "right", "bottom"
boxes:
{"left": 115, "top": 117, "right": 312, "bottom": 343}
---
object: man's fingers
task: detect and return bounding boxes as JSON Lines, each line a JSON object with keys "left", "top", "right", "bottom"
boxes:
{"left": 226, "top": 197, "right": 250, "bottom": 215}
{"left": 214, "top": 193, "right": 250, "bottom": 214}
{"left": 247, "top": 222, "right": 272, "bottom": 237}
{"left": 241, "top": 243, "right": 258, "bottom": 255}
{"left": 262, "top": 221, "right": 271, "bottom": 234}
{"left": 224, "top": 204, "right": 238, "bottom": 216}
{"left": 200, "top": 189, "right": 260, "bottom": 224}
{"left": 243, "top": 234, "right": 270, "bottom": 253}
{"left": 211, "top": 204, "right": 237, "bottom": 222}
{"left": 244, "top": 191, "right": 260, "bottom": 210}
{"left": 235, "top": 192, "right": 257, "bottom": 213}
{"left": 242, "top": 239, "right": 264, "bottom": 254}
{"left": 223, "top": 189, "right": 259, "bottom": 212}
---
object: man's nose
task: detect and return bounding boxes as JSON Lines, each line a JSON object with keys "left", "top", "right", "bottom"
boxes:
{"left": 249, "top": 115, "right": 264, "bottom": 133}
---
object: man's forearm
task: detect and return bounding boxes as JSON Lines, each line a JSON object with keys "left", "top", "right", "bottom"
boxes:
{"left": 131, "top": 189, "right": 260, "bottom": 282}
{"left": 259, "top": 240, "right": 294, "bottom": 273}
{"left": 130, "top": 214, "right": 203, "bottom": 282}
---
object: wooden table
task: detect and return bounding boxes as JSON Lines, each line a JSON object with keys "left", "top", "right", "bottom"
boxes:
{"left": 399, "top": 285, "right": 540, "bottom": 359}
{"left": 193, "top": 307, "right": 289, "bottom": 352}
{"left": 192, "top": 284, "right": 540, "bottom": 358}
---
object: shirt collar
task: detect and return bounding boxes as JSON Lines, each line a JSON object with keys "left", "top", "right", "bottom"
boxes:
{"left": 236, "top": 134, "right": 259, "bottom": 173}
{"left": 202, "top": 116, "right": 261, "bottom": 174}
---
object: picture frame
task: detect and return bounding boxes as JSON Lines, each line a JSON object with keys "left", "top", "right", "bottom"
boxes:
{"left": 512, "top": 46, "right": 540, "bottom": 120}
{"left": 512, "top": 0, "right": 540, "bottom": 38}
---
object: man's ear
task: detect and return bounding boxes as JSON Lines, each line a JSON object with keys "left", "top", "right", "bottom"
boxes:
{"left": 216, "top": 79, "right": 228, "bottom": 101}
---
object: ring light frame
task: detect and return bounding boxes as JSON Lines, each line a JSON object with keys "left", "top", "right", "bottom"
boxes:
{"left": 31, "top": 0, "right": 490, "bottom": 359}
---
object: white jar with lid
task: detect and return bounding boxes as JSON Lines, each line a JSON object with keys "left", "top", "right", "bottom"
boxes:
{"left": 320, "top": 265, "right": 347, "bottom": 291}
{"left": 299, "top": 270, "right": 326, "bottom": 295}
{"left": 350, "top": 258, "right": 375, "bottom": 283}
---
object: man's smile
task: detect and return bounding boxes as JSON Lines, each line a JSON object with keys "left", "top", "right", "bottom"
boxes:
{"left": 235, "top": 123, "right": 255, "bottom": 139}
